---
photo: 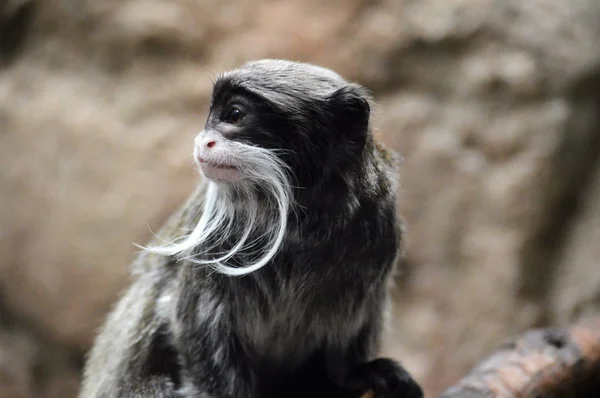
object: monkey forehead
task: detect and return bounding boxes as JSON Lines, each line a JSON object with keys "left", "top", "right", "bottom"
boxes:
{"left": 240, "top": 59, "right": 345, "bottom": 84}
{"left": 213, "top": 59, "right": 348, "bottom": 103}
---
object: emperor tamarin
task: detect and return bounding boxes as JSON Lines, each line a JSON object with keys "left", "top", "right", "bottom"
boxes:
{"left": 80, "top": 59, "right": 423, "bottom": 398}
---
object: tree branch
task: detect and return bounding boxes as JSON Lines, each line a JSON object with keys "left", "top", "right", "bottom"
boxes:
{"left": 440, "top": 315, "right": 600, "bottom": 397}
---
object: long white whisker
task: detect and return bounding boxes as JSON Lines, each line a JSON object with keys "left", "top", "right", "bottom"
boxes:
{"left": 189, "top": 207, "right": 256, "bottom": 265}
{"left": 144, "top": 143, "right": 294, "bottom": 276}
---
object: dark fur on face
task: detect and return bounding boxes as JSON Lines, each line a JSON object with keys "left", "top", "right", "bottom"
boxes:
{"left": 211, "top": 60, "right": 370, "bottom": 190}
{"left": 80, "top": 59, "right": 423, "bottom": 398}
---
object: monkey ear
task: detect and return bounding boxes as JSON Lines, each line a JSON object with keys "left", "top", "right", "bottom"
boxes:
{"left": 327, "top": 84, "right": 370, "bottom": 153}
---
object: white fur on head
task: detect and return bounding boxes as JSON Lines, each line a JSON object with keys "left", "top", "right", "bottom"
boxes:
{"left": 144, "top": 143, "right": 292, "bottom": 276}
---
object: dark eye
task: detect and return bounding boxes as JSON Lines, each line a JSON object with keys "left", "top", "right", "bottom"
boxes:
{"left": 222, "top": 106, "right": 245, "bottom": 124}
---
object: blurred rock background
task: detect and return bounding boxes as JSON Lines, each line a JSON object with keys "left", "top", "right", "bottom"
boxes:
{"left": 1, "top": 0, "right": 600, "bottom": 397}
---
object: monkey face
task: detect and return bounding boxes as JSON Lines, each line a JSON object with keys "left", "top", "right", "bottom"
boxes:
{"left": 149, "top": 60, "right": 375, "bottom": 275}
{"left": 194, "top": 59, "right": 371, "bottom": 188}
{"left": 193, "top": 93, "right": 255, "bottom": 183}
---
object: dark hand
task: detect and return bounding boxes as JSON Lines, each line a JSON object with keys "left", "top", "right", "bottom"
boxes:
{"left": 351, "top": 358, "right": 423, "bottom": 398}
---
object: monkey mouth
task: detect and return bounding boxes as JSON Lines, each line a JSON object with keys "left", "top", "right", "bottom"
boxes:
{"left": 197, "top": 158, "right": 237, "bottom": 169}
{"left": 196, "top": 157, "right": 240, "bottom": 182}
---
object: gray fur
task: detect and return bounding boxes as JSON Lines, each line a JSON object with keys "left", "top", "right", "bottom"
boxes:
{"left": 80, "top": 60, "right": 422, "bottom": 398}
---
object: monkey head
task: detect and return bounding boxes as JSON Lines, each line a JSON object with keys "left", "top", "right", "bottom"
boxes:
{"left": 193, "top": 59, "right": 372, "bottom": 188}
{"left": 149, "top": 60, "right": 374, "bottom": 276}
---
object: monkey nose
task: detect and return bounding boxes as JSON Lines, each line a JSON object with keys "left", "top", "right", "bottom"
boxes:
{"left": 195, "top": 133, "right": 218, "bottom": 150}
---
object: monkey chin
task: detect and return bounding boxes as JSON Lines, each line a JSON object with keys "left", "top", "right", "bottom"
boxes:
{"left": 198, "top": 161, "right": 242, "bottom": 183}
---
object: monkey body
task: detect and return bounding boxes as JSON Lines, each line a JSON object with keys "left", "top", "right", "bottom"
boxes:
{"left": 174, "top": 145, "right": 399, "bottom": 397}
{"left": 80, "top": 60, "right": 422, "bottom": 398}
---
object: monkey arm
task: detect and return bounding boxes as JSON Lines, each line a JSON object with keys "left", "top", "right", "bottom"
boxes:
{"left": 80, "top": 184, "right": 208, "bottom": 398}
{"left": 79, "top": 263, "right": 179, "bottom": 398}
{"left": 324, "top": 300, "right": 423, "bottom": 398}
{"left": 324, "top": 315, "right": 381, "bottom": 394}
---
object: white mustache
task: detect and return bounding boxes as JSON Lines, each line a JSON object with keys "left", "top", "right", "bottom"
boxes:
{"left": 144, "top": 141, "right": 293, "bottom": 276}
